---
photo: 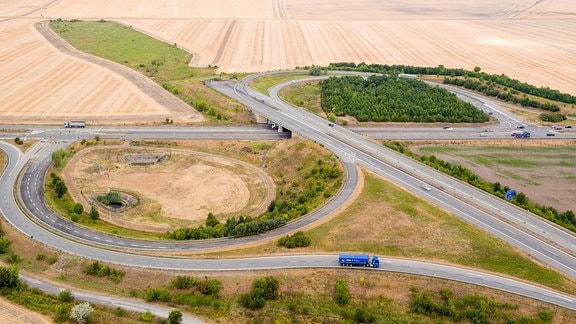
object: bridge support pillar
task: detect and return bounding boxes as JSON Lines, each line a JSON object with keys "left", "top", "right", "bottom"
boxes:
{"left": 253, "top": 111, "right": 268, "bottom": 124}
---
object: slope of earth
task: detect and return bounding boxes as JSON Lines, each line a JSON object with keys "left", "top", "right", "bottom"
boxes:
{"left": 1, "top": 1, "right": 576, "bottom": 124}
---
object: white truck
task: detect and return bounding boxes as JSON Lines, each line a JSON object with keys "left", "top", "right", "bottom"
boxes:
{"left": 64, "top": 121, "right": 86, "bottom": 128}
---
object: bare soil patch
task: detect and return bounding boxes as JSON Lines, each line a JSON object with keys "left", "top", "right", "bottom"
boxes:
{"left": 63, "top": 144, "right": 274, "bottom": 231}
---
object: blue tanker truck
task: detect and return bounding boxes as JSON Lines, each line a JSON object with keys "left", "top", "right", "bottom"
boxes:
{"left": 339, "top": 253, "right": 380, "bottom": 268}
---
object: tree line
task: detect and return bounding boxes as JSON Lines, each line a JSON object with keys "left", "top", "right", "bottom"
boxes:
{"left": 443, "top": 77, "right": 561, "bottom": 112}
{"left": 327, "top": 62, "right": 576, "bottom": 105}
{"left": 320, "top": 75, "right": 488, "bottom": 123}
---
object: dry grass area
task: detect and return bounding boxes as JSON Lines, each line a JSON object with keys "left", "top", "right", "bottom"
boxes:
{"left": 1, "top": 0, "right": 576, "bottom": 123}
{"left": 62, "top": 141, "right": 275, "bottom": 231}
{"left": 411, "top": 139, "right": 576, "bottom": 212}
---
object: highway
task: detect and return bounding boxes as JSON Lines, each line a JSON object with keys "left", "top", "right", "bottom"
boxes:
{"left": 0, "top": 74, "right": 575, "bottom": 315}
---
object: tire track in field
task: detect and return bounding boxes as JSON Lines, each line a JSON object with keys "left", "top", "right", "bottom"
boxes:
{"left": 211, "top": 19, "right": 237, "bottom": 66}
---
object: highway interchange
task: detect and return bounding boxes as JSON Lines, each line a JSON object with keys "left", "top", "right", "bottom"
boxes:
{"left": 1, "top": 73, "right": 576, "bottom": 320}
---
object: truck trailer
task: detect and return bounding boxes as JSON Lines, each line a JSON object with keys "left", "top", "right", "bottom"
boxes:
{"left": 338, "top": 253, "right": 380, "bottom": 268}
{"left": 64, "top": 121, "right": 86, "bottom": 128}
{"left": 515, "top": 131, "right": 530, "bottom": 138}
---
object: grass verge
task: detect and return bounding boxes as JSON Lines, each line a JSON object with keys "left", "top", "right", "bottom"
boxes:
{"left": 50, "top": 20, "right": 252, "bottom": 124}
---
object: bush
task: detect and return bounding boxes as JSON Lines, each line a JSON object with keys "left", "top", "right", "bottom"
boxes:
{"left": 58, "top": 289, "right": 74, "bottom": 302}
{"left": 354, "top": 307, "right": 376, "bottom": 323}
{"left": 83, "top": 261, "right": 125, "bottom": 283}
{"left": 238, "top": 276, "right": 279, "bottom": 310}
{"left": 540, "top": 112, "right": 566, "bottom": 122}
{"left": 277, "top": 231, "right": 311, "bottom": 248}
{"left": 334, "top": 279, "right": 351, "bottom": 306}
{"left": 0, "top": 265, "right": 20, "bottom": 289}
{"left": 144, "top": 288, "right": 171, "bottom": 302}
{"left": 239, "top": 292, "right": 266, "bottom": 310}
{"left": 197, "top": 278, "right": 222, "bottom": 297}
{"left": 140, "top": 310, "right": 153, "bottom": 322}
{"left": 252, "top": 277, "right": 279, "bottom": 300}
{"left": 171, "top": 275, "right": 198, "bottom": 290}
{"left": 69, "top": 302, "right": 93, "bottom": 324}
{"left": 0, "top": 237, "right": 12, "bottom": 254}
{"left": 168, "top": 310, "right": 183, "bottom": 324}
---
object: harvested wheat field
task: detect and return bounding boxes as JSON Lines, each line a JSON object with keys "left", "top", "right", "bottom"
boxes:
{"left": 0, "top": 0, "right": 575, "bottom": 123}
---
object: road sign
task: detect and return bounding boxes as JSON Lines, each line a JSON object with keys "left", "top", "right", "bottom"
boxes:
{"left": 505, "top": 189, "right": 516, "bottom": 200}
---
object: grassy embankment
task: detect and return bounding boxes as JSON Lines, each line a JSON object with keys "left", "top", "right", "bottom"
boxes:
{"left": 50, "top": 20, "right": 252, "bottom": 124}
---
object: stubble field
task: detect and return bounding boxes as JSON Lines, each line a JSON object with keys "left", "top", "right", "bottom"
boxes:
{"left": 1, "top": 0, "right": 575, "bottom": 123}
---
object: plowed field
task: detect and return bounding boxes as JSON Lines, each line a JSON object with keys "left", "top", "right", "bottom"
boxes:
{"left": 1, "top": 0, "right": 575, "bottom": 123}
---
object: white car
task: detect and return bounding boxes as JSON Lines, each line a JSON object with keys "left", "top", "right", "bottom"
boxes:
{"left": 421, "top": 184, "right": 432, "bottom": 191}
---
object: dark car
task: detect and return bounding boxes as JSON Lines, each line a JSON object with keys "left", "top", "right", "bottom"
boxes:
{"left": 546, "top": 132, "right": 556, "bottom": 136}
{"left": 517, "top": 125, "right": 525, "bottom": 129}
{"left": 328, "top": 123, "right": 334, "bottom": 127}
{"left": 565, "top": 125, "right": 572, "bottom": 129}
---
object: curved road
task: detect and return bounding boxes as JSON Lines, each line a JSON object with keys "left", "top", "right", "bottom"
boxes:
{"left": 0, "top": 77, "right": 575, "bottom": 314}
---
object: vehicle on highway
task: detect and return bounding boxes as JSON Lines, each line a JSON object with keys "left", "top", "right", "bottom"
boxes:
{"left": 339, "top": 253, "right": 380, "bottom": 268}
{"left": 547, "top": 132, "right": 556, "bottom": 136}
{"left": 480, "top": 133, "right": 488, "bottom": 137}
{"left": 515, "top": 131, "right": 530, "bottom": 138}
{"left": 421, "top": 184, "right": 432, "bottom": 191}
{"left": 63, "top": 120, "right": 86, "bottom": 128}
{"left": 565, "top": 125, "right": 572, "bottom": 129}
{"left": 443, "top": 126, "right": 453, "bottom": 130}
{"left": 517, "top": 125, "right": 525, "bottom": 129}
{"left": 328, "top": 123, "right": 334, "bottom": 127}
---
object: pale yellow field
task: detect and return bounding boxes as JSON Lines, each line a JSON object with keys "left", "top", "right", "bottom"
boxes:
{"left": 0, "top": 0, "right": 575, "bottom": 122}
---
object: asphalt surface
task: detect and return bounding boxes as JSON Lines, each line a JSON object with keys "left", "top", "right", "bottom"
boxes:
{"left": 0, "top": 73, "right": 575, "bottom": 316}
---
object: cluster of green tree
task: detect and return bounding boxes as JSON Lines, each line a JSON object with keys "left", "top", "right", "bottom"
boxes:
{"left": 49, "top": 173, "right": 68, "bottom": 198}
{"left": 83, "top": 261, "right": 125, "bottom": 283}
{"left": 443, "top": 77, "right": 562, "bottom": 112}
{"left": 239, "top": 277, "right": 279, "bottom": 310}
{"left": 96, "top": 191, "right": 122, "bottom": 205}
{"left": 165, "top": 213, "right": 286, "bottom": 240}
{"left": 13, "top": 137, "right": 24, "bottom": 145}
{"left": 51, "top": 148, "right": 76, "bottom": 168}
{"left": 277, "top": 230, "right": 311, "bottom": 248}
{"left": 383, "top": 142, "right": 576, "bottom": 232}
{"left": 166, "top": 159, "right": 342, "bottom": 240}
{"left": 540, "top": 112, "right": 567, "bottom": 122}
{"left": 320, "top": 75, "right": 488, "bottom": 123}
{"left": 327, "top": 62, "right": 576, "bottom": 105}
{"left": 410, "top": 287, "right": 553, "bottom": 323}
